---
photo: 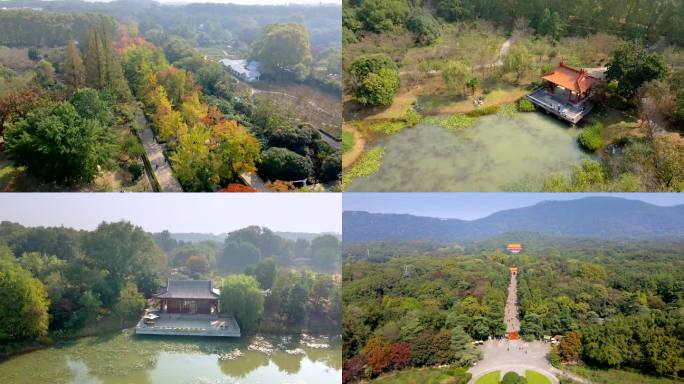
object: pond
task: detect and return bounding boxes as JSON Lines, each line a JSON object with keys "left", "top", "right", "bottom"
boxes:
{"left": 346, "top": 112, "right": 591, "bottom": 191}
{"left": 0, "top": 331, "right": 341, "bottom": 384}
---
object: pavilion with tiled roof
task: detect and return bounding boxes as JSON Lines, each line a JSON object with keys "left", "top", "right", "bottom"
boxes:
{"left": 541, "top": 61, "right": 599, "bottom": 104}
{"left": 156, "top": 279, "right": 220, "bottom": 315}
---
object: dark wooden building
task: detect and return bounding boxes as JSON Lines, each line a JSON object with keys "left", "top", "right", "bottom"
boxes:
{"left": 156, "top": 279, "right": 220, "bottom": 315}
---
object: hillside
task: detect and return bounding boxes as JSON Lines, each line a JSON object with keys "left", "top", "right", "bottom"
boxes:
{"left": 343, "top": 197, "right": 684, "bottom": 243}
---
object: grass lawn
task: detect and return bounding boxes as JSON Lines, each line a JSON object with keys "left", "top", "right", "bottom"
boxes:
{"left": 371, "top": 366, "right": 470, "bottom": 384}
{"left": 474, "top": 371, "right": 500, "bottom": 384}
{"left": 343, "top": 129, "right": 355, "bottom": 153}
{"left": 525, "top": 370, "right": 552, "bottom": 384}
{"left": 564, "top": 365, "right": 681, "bottom": 384}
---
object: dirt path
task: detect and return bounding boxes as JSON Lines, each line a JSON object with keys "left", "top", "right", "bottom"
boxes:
{"left": 342, "top": 125, "right": 365, "bottom": 169}
{"left": 505, "top": 270, "right": 521, "bottom": 334}
{"left": 136, "top": 112, "right": 183, "bottom": 192}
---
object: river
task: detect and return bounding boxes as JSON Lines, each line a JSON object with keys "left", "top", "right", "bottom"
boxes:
{"left": 346, "top": 112, "right": 590, "bottom": 191}
{"left": 0, "top": 331, "right": 341, "bottom": 384}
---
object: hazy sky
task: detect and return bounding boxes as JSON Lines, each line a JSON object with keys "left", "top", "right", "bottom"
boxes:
{"left": 78, "top": 0, "right": 341, "bottom": 4}
{"left": 0, "top": 193, "right": 341, "bottom": 234}
{"left": 344, "top": 193, "right": 684, "bottom": 220}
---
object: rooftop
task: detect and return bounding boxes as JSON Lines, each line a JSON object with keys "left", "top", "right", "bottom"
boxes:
{"left": 542, "top": 61, "right": 599, "bottom": 94}
{"left": 156, "top": 279, "right": 220, "bottom": 300}
{"left": 219, "top": 58, "right": 261, "bottom": 82}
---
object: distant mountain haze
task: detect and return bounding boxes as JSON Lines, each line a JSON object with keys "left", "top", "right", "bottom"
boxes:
{"left": 343, "top": 197, "right": 684, "bottom": 243}
{"left": 169, "top": 231, "right": 340, "bottom": 243}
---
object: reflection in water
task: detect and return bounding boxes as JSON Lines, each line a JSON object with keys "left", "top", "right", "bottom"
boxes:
{"left": 347, "top": 112, "right": 590, "bottom": 191}
{"left": 0, "top": 330, "right": 341, "bottom": 384}
{"left": 271, "top": 350, "right": 304, "bottom": 374}
{"left": 218, "top": 350, "right": 270, "bottom": 378}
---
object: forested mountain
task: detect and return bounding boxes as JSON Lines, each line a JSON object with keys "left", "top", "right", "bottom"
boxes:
{"left": 343, "top": 197, "right": 684, "bottom": 243}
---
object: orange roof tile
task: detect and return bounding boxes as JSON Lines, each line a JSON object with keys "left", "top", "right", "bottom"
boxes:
{"left": 542, "top": 61, "right": 599, "bottom": 94}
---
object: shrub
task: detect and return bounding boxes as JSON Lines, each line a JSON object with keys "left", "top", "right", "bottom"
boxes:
{"left": 220, "top": 183, "right": 257, "bottom": 192}
{"left": 350, "top": 54, "right": 400, "bottom": 107}
{"left": 369, "top": 120, "right": 406, "bottom": 135}
{"left": 578, "top": 122, "right": 604, "bottom": 151}
{"left": 404, "top": 108, "right": 421, "bottom": 127}
{"left": 259, "top": 147, "right": 313, "bottom": 182}
{"left": 128, "top": 163, "right": 143, "bottom": 182}
{"left": 518, "top": 98, "right": 536, "bottom": 112}
{"left": 465, "top": 105, "right": 498, "bottom": 117}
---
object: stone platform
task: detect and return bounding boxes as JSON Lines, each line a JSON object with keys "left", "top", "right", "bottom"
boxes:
{"left": 135, "top": 313, "right": 241, "bottom": 337}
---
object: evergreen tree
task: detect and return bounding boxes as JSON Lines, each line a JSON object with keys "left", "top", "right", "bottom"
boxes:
{"left": 64, "top": 39, "right": 85, "bottom": 90}
{"left": 84, "top": 27, "right": 106, "bottom": 89}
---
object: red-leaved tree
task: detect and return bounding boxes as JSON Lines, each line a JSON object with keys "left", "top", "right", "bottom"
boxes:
{"left": 388, "top": 342, "right": 411, "bottom": 370}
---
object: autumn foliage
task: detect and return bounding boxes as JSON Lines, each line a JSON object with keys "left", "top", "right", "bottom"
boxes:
{"left": 363, "top": 337, "right": 391, "bottom": 374}
{"left": 388, "top": 342, "right": 411, "bottom": 370}
{"left": 185, "top": 254, "right": 209, "bottom": 273}
{"left": 220, "top": 184, "right": 257, "bottom": 192}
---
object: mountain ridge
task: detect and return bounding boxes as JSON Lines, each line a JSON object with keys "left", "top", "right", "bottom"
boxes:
{"left": 343, "top": 197, "right": 684, "bottom": 243}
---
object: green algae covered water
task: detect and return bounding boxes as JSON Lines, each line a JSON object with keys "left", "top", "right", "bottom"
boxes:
{"left": 0, "top": 331, "right": 341, "bottom": 384}
{"left": 346, "top": 112, "right": 590, "bottom": 191}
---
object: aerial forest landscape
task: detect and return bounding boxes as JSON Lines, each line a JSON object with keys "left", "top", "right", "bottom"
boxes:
{"left": 342, "top": 193, "right": 684, "bottom": 384}
{"left": 0, "top": 0, "right": 342, "bottom": 192}
{"left": 342, "top": 0, "right": 684, "bottom": 192}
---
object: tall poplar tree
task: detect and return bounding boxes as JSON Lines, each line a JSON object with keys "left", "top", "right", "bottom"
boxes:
{"left": 84, "top": 27, "right": 106, "bottom": 89}
{"left": 64, "top": 39, "right": 85, "bottom": 90}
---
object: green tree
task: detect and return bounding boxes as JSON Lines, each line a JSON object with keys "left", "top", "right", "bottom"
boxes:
{"left": 283, "top": 281, "right": 307, "bottom": 324}
{"left": 259, "top": 147, "right": 313, "bottom": 182}
{"left": 83, "top": 221, "right": 155, "bottom": 283}
{"left": 350, "top": 54, "right": 400, "bottom": 107}
{"left": 220, "top": 275, "right": 264, "bottom": 334}
{"left": 536, "top": 8, "right": 565, "bottom": 41}
{"left": 504, "top": 46, "right": 531, "bottom": 83}
{"left": 406, "top": 10, "right": 441, "bottom": 46}
{"left": 442, "top": 61, "right": 471, "bottom": 94}
{"left": 114, "top": 281, "right": 144, "bottom": 326}
{"left": 4, "top": 101, "right": 114, "bottom": 185}
{"left": 84, "top": 26, "right": 106, "bottom": 89}
{"left": 64, "top": 39, "right": 85, "bottom": 90}
{"left": 251, "top": 23, "right": 312, "bottom": 81}
{"left": 437, "top": 0, "right": 473, "bottom": 22}
{"left": 35, "top": 60, "right": 55, "bottom": 87}
{"left": 245, "top": 258, "right": 276, "bottom": 290}
{"left": 606, "top": 42, "right": 669, "bottom": 99}
{"left": 357, "top": 0, "right": 409, "bottom": 32}
{"left": 502, "top": 371, "right": 527, "bottom": 384}
{"left": 0, "top": 257, "right": 50, "bottom": 342}
{"left": 219, "top": 241, "right": 261, "bottom": 273}
{"left": 71, "top": 88, "right": 112, "bottom": 125}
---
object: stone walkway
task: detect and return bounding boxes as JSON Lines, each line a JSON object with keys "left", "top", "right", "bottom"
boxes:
{"left": 136, "top": 112, "right": 183, "bottom": 192}
{"left": 505, "top": 270, "right": 520, "bottom": 334}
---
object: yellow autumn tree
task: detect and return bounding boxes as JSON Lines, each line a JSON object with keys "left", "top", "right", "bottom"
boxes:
{"left": 211, "top": 120, "right": 262, "bottom": 182}
{"left": 150, "top": 85, "right": 186, "bottom": 141}
{"left": 180, "top": 91, "right": 207, "bottom": 127}
{"left": 170, "top": 124, "right": 217, "bottom": 191}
